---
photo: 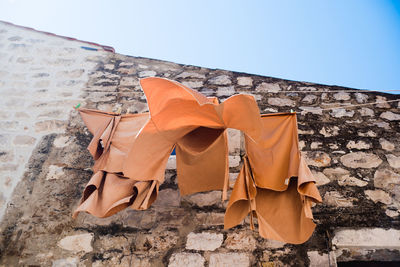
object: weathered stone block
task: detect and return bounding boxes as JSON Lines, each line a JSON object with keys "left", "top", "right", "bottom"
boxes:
{"left": 379, "top": 138, "right": 395, "bottom": 151}
{"left": 186, "top": 232, "right": 223, "bottom": 251}
{"left": 346, "top": 140, "right": 370, "bottom": 150}
{"left": 332, "top": 228, "right": 400, "bottom": 249}
{"left": 365, "top": 189, "right": 392, "bottom": 205}
{"left": 255, "top": 82, "right": 280, "bottom": 93}
{"left": 208, "top": 75, "right": 231, "bottom": 85}
{"left": 303, "top": 151, "right": 331, "bottom": 167}
{"left": 307, "top": 251, "right": 337, "bottom": 267}
{"left": 340, "top": 152, "right": 382, "bottom": 168}
{"left": 209, "top": 253, "right": 249, "bottom": 267}
{"left": 267, "top": 97, "right": 295, "bottom": 107}
{"left": 380, "top": 111, "right": 400, "bottom": 121}
{"left": 57, "top": 233, "right": 93, "bottom": 253}
{"left": 324, "top": 191, "right": 354, "bottom": 207}
{"left": 386, "top": 154, "right": 400, "bottom": 169}
{"left": 224, "top": 231, "right": 256, "bottom": 251}
{"left": 168, "top": 252, "right": 205, "bottom": 267}
{"left": 374, "top": 169, "right": 400, "bottom": 190}
{"left": 184, "top": 191, "right": 222, "bottom": 207}
{"left": 237, "top": 77, "right": 253, "bottom": 86}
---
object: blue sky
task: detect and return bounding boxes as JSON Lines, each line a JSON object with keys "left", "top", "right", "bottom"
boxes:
{"left": 1, "top": 0, "right": 400, "bottom": 92}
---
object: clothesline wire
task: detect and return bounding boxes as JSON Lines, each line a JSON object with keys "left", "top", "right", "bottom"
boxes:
{"left": 264, "top": 89, "right": 400, "bottom": 93}
{"left": 298, "top": 99, "right": 400, "bottom": 111}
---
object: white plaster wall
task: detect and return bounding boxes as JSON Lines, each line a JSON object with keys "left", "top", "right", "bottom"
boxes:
{"left": 0, "top": 21, "right": 112, "bottom": 219}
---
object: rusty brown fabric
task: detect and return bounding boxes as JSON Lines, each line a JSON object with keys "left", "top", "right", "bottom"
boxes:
{"left": 73, "top": 77, "right": 322, "bottom": 244}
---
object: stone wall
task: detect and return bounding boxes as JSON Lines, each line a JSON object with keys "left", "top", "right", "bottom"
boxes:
{"left": 0, "top": 21, "right": 400, "bottom": 266}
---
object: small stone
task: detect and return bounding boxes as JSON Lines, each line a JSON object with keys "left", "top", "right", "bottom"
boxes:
{"left": 298, "top": 140, "right": 305, "bottom": 150}
{"left": 57, "top": 233, "right": 93, "bottom": 253}
{"left": 324, "top": 191, "right": 354, "bottom": 207}
{"left": 262, "top": 239, "right": 286, "bottom": 249}
{"left": 355, "top": 93, "right": 368, "bottom": 103}
{"left": 330, "top": 108, "right": 354, "bottom": 118}
{"left": 376, "top": 96, "right": 391, "bottom": 108}
{"left": 119, "top": 76, "right": 138, "bottom": 86}
{"left": 359, "top": 108, "right": 374, "bottom": 117}
{"left": 166, "top": 155, "right": 176, "bottom": 169}
{"left": 310, "top": 142, "right": 322, "bottom": 149}
{"left": 300, "top": 106, "right": 323, "bottom": 115}
{"left": 52, "top": 257, "right": 78, "bottom": 267}
{"left": 53, "top": 136, "right": 70, "bottom": 148}
{"left": 302, "top": 95, "right": 317, "bottom": 104}
{"left": 255, "top": 82, "right": 280, "bottom": 93}
{"left": 228, "top": 128, "right": 241, "bottom": 154}
{"left": 267, "top": 98, "right": 295, "bottom": 107}
{"left": 208, "top": 75, "right": 232, "bottom": 85}
{"left": 186, "top": 232, "right": 223, "bottom": 251}
{"left": 95, "top": 235, "right": 129, "bottom": 254}
{"left": 13, "top": 135, "right": 36, "bottom": 146}
{"left": 184, "top": 191, "right": 221, "bottom": 207}
{"left": 217, "top": 86, "right": 235, "bottom": 96}
{"left": 333, "top": 92, "right": 351, "bottom": 101}
{"left": 303, "top": 151, "right": 331, "bottom": 167}
{"left": 307, "top": 251, "right": 337, "bottom": 267}
{"left": 329, "top": 143, "right": 339, "bottom": 149}
{"left": 181, "top": 81, "right": 203, "bottom": 89}
{"left": 373, "top": 121, "right": 391, "bottom": 130}
{"left": 209, "top": 253, "right": 249, "bottom": 267}
{"left": 138, "top": 70, "right": 156, "bottom": 78}
{"left": 380, "top": 138, "right": 395, "bottom": 151}
{"left": 385, "top": 209, "right": 399, "bottom": 218}
{"left": 46, "top": 165, "right": 65, "bottom": 180}
{"left": 319, "top": 126, "right": 340, "bottom": 137}
{"left": 237, "top": 77, "right": 253, "bottom": 86}
{"left": 298, "top": 86, "right": 317, "bottom": 91}
{"left": 229, "top": 155, "right": 241, "bottom": 167}
{"left": 346, "top": 140, "right": 371, "bottom": 150}
{"left": 168, "top": 253, "right": 205, "bottom": 267}
{"left": 298, "top": 129, "right": 314, "bottom": 135}
{"left": 104, "top": 64, "right": 114, "bottom": 70}
{"left": 365, "top": 189, "right": 392, "bottom": 205}
{"left": 224, "top": 231, "right": 256, "bottom": 251}
{"left": 380, "top": 111, "right": 400, "bottom": 121}
{"left": 337, "top": 175, "right": 368, "bottom": 187}
{"left": 358, "top": 130, "right": 377, "bottom": 137}
{"left": 374, "top": 169, "right": 400, "bottom": 190}
{"left": 176, "top": 72, "right": 206, "bottom": 79}
{"left": 312, "top": 171, "right": 331, "bottom": 186}
{"left": 386, "top": 154, "right": 400, "bottom": 168}
{"left": 340, "top": 152, "right": 382, "bottom": 168}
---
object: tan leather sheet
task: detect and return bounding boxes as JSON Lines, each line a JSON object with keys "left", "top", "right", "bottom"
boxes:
{"left": 72, "top": 77, "right": 322, "bottom": 244}
{"left": 224, "top": 113, "right": 322, "bottom": 244}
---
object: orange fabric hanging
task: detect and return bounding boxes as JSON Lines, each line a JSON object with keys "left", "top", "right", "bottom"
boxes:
{"left": 224, "top": 113, "right": 322, "bottom": 244}
{"left": 72, "top": 77, "right": 322, "bottom": 244}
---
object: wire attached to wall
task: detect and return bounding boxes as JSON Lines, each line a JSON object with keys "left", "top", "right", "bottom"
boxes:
{"left": 300, "top": 99, "right": 400, "bottom": 112}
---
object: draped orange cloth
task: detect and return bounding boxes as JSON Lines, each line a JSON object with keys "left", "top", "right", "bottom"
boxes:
{"left": 73, "top": 77, "right": 321, "bottom": 244}
{"left": 224, "top": 113, "right": 322, "bottom": 244}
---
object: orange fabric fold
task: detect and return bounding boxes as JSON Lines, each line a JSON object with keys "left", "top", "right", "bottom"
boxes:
{"left": 224, "top": 113, "right": 322, "bottom": 244}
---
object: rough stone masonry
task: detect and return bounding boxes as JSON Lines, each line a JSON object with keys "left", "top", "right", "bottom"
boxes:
{"left": 0, "top": 21, "right": 400, "bottom": 266}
